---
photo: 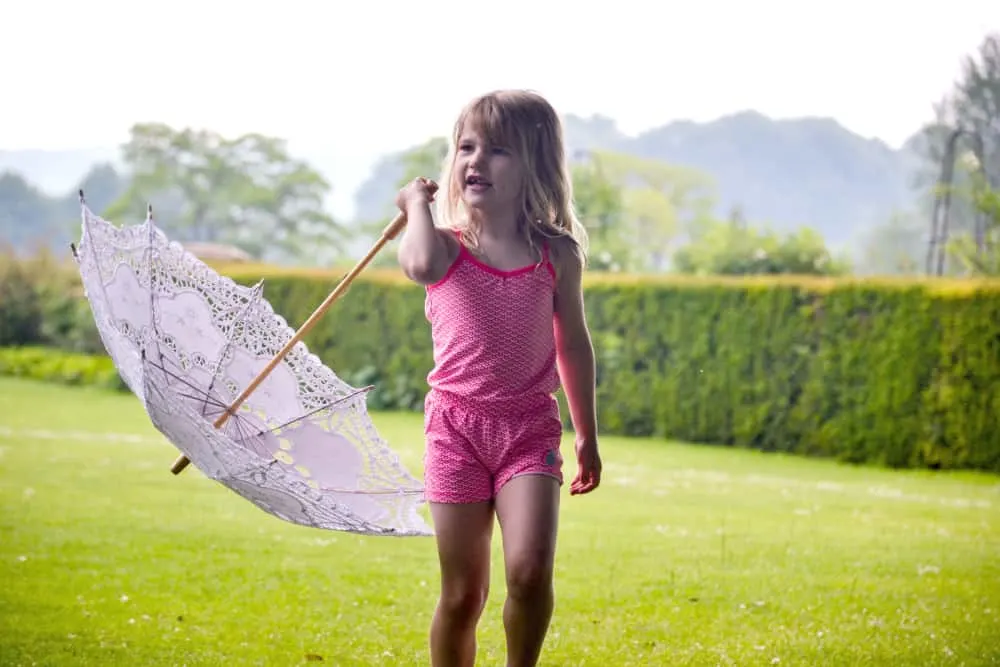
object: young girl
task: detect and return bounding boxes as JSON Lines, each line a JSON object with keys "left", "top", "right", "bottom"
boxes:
{"left": 396, "top": 89, "right": 602, "bottom": 667}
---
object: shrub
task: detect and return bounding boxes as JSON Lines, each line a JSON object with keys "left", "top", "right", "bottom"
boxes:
{"left": 2, "top": 251, "right": 998, "bottom": 473}
{"left": 0, "top": 346, "right": 127, "bottom": 391}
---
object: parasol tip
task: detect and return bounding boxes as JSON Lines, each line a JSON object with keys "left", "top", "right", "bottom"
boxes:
{"left": 78, "top": 189, "right": 86, "bottom": 204}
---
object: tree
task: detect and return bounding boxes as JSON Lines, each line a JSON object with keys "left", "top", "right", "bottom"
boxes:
{"left": 951, "top": 34, "right": 1000, "bottom": 178}
{"left": 917, "top": 32, "right": 1000, "bottom": 274}
{"left": 673, "top": 219, "right": 851, "bottom": 276}
{"left": 105, "top": 123, "right": 346, "bottom": 266}
{"left": 975, "top": 183, "right": 1000, "bottom": 222}
{"left": 948, "top": 178, "right": 1000, "bottom": 275}
{"left": 570, "top": 157, "right": 627, "bottom": 271}
{"left": 572, "top": 150, "right": 717, "bottom": 272}
{"left": 856, "top": 211, "right": 925, "bottom": 275}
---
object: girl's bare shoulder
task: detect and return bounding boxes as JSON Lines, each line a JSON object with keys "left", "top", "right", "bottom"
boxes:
{"left": 543, "top": 233, "right": 584, "bottom": 284}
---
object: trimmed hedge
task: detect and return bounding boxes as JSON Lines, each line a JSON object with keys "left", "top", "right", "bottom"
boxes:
{"left": 582, "top": 278, "right": 1000, "bottom": 472}
{"left": 2, "top": 251, "right": 999, "bottom": 473}
{"left": 0, "top": 346, "right": 128, "bottom": 391}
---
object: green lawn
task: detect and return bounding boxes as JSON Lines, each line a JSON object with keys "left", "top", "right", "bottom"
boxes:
{"left": 1, "top": 377, "right": 998, "bottom": 666}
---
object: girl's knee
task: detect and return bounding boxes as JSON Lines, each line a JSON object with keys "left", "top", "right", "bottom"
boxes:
{"left": 439, "top": 579, "right": 490, "bottom": 618}
{"left": 505, "top": 554, "right": 553, "bottom": 600}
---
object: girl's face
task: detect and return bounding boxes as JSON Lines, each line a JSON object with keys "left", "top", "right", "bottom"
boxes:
{"left": 453, "top": 125, "right": 523, "bottom": 221}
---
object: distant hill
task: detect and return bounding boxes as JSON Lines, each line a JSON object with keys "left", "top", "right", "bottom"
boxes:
{"left": 0, "top": 110, "right": 930, "bottom": 258}
{"left": 353, "top": 111, "right": 928, "bottom": 250}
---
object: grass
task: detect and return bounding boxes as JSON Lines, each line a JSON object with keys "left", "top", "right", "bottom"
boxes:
{"left": 1, "top": 377, "right": 998, "bottom": 666}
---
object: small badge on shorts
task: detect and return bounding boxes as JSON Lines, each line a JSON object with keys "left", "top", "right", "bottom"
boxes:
{"left": 543, "top": 449, "right": 557, "bottom": 467}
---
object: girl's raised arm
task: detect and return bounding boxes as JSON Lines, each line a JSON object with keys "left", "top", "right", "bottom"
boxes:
{"left": 396, "top": 177, "right": 456, "bottom": 285}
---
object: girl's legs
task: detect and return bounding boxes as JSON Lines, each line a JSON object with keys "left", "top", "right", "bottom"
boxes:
{"left": 429, "top": 500, "right": 495, "bottom": 667}
{"left": 494, "top": 474, "right": 561, "bottom": 667}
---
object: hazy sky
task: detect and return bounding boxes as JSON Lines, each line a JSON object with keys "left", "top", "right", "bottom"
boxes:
{"left": 1, "top": 0, "right": 996, "bottom": 214}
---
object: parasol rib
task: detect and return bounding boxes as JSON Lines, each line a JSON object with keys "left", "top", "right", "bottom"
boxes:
{"left": 169, "top": 211, "right": 408, "bottom": 475}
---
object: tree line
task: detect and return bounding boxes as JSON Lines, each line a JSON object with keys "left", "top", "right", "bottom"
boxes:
{"left": 2, "top": 33, "right": 997, "bottom": 277}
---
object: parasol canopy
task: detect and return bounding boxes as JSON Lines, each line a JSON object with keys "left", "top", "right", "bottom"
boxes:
{"left": 72, "top": 192, "right": 432, "bottom": 537}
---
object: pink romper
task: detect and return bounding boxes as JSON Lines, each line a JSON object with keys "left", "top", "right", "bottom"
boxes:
{"left": 422, "top": 233, "right": 564, "bottom": 504}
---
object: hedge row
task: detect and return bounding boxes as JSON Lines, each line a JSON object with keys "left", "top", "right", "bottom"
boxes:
{"left": 0, "top": 346, "right": 128, "bottom": 391}
{"left": 2, "top": 250, "right": 999, "bottom": 472}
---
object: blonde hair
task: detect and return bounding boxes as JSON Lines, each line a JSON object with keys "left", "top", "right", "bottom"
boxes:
{"left": 435, "top": 89, "right": 589, "bottom": 264}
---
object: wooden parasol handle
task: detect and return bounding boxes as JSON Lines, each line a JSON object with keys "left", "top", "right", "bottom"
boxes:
{"left": 170, "top": 211, "right": 408, "bottom": 475}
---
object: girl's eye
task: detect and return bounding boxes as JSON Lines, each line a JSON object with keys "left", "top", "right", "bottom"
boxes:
{"left": 457, "top": 142, "right": 507, "bottom": 155}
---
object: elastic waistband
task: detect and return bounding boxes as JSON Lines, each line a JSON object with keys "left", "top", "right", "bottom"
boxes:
{"left": 425, "top": 388, "right": 558, "bottom": 417}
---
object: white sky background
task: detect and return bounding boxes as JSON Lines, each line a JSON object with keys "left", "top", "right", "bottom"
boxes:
{"left": 0, "top": 0, "right": 997, "bottom": 217}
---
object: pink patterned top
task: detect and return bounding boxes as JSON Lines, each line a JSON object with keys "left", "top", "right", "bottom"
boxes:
{"left": 424, "top": 234, "right": 559, "bottom": 409}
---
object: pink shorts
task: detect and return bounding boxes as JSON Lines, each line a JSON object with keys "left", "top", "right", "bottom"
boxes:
{"left": 422, "top": 390, "right": 564, "bottom": 504}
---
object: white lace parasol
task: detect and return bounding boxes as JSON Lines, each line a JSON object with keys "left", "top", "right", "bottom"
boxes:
{"left": 72, "top": 193, "right": 432, "bottom": 536}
